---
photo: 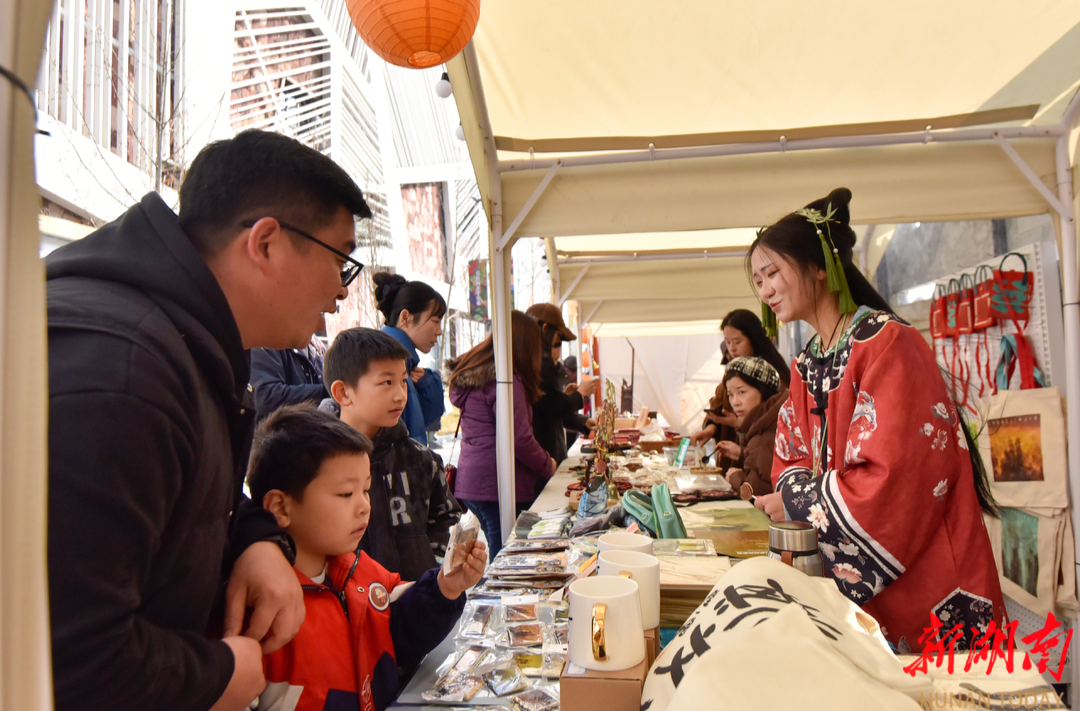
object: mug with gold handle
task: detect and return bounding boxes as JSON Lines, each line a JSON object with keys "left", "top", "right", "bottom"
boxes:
{"left": 568, "top": 575, "right": 645, "bottom": 671}
{"left": 592, "top": 603, "right": 607, "bottom": 660}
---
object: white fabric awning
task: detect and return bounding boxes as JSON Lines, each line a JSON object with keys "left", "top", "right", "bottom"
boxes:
{"left": 449, "top": 1, "right": 1080, "bottom": 332}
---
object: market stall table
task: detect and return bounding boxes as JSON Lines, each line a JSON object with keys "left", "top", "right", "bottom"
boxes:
{"left": 532, "top": 454, "right": 750, "bottom": 626}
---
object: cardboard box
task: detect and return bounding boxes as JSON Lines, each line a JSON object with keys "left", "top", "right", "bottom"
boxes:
{"left": 644, "top": 626, "right": 661, "bottom": 668}
{"left": 560, "top": 656, "right": 649, "bottom": 711}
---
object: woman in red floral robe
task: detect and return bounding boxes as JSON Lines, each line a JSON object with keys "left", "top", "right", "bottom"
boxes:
{"left": 750, "top": 188, "right": 1003, "bottom": 653}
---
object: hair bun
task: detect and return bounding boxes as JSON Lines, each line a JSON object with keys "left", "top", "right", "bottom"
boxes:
{"left": 803, "top": 187, "right": 852, "bottom": 229}
{"left": 372, "top": 272, "right": 407, "bottom": 312}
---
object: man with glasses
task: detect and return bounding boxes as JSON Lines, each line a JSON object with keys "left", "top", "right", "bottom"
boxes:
{"left": 45, "top": 129, "right": 370, "bottom": 711}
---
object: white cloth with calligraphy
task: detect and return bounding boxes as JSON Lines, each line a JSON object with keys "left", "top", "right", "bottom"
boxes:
{"left": 641, "top": 557, "right": 932, "bottom": 711}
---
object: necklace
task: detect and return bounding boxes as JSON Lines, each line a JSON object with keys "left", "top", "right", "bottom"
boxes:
{"left": 819, "top": 312, "right": 849, "bottom": 353}
{"left": 812, "top": 311, "right": 852, "bottom": 476}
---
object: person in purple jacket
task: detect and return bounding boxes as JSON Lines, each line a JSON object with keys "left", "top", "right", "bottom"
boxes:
{"left": 446, "top": 310, "right": 557, "bottom": 558}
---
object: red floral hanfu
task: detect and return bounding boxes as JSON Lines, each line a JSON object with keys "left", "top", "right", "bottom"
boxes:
{"left": 772, "top": 307, "right": 1004, "bottom": 653}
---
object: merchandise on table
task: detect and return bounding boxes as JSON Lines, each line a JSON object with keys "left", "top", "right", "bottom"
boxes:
{"left": 504, "top": 602, "right": 539, "bottom": 621}
{"left": 649, "top": 538, "right": 717, "bottom": 556}
{"left": 483, "top": 665, "right": 529, "bottom": 696}
{"left": 511, "top": 686, "right": 560, "bottom": 711}
{"left": 458, "top": 600, "right": 501, "bottom": 639}
{"left": 443, "top": 514, "right": 481, "bottom": 575}
{"left": 488, "top": 553, "right": 567, "bottom": 570}
{"left": 503, "top": 622, "right": 544, "bottom": 647}
{"left": 421, "top": 673, "right": 484, "bottom": 703}
{"left": 502, "top": 539, "right": 570, "bottom": 553}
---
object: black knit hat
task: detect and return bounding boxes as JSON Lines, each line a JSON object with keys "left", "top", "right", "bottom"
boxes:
{"left": 723, "top": 356, "right": 781, "bottom": 400}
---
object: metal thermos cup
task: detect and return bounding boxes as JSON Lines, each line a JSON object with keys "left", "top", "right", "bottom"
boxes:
{"left": 767, "top": 521, "right": 824, "bottom": 576}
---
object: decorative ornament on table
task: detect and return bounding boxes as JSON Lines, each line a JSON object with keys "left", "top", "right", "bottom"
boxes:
{"left": 345, "top": 0, "right": 481, "bottom": 68}
{"left": 593, "top": 379, "right": 621, "bottom": 506}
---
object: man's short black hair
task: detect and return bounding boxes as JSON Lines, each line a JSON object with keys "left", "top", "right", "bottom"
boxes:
{"left": 324, "top": 327, "right": 411, "bottom": 390}
{"left": 178, "top": 129, "right": 372, "bottom": 257}
{"left": 247, "top": 403, "right": 373, "bottom": 505}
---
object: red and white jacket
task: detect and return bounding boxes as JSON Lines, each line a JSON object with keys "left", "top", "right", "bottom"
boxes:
{"left": 257, "top": 552, "right": 463, "bottom": 711}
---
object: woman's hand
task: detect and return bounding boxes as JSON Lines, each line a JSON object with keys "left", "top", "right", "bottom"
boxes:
{"left": 754, "top": 492, "right": 787, "bottom": 521}
{"left": 705, "top": 409, "right": 739, "bottom": 428}
{"left": 717, "top": 440, "right": 742, "bottom": 460}
{"left": 410, "top": 366, "right": 426, "bottom": 383}
{"left": 689, "top": 425, "right": 716, "bottom": 447}
{"left": 725, "top": 467, "right": 746, "bottom": 488}
{"left": 549, "top": 457, "right": 558, "bottom": 476}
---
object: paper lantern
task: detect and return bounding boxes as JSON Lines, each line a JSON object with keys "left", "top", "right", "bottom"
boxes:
{"left": 346, "top": 0, "right": 481, "bottom": 69}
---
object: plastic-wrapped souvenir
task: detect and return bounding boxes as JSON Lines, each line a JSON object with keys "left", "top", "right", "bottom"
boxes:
{"left": 443, "top": 514, "right": 481, "bottom": 575}
{"left": 504, "top": 623, "right": 543, "bottom": 647}
{"left": 540, "top": 652, "right": 566, "bottom": 680}
{"left": 510, "top": 686, "right": 560, "bottom": 711}
{"left": 503, "top": 602, "right": 538, "bottom": 622}
{"left": 508, "top": 650, "right": 544, "bottom": 677}
{"left": 457, "top": 601, "right": 500, "bottom": 639}
{"left": 422, "top": 674, "right": 483, "bottom": 703}
{"left": 437, "top": 644, "right": 493, "bottom": 686}
{"left": 482, "top": 665, "right": 529, "bottom": 696}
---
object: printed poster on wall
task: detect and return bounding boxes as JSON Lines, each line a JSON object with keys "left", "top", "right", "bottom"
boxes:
{"left": 468, "top": 259, "right": 488, "bottom": 320}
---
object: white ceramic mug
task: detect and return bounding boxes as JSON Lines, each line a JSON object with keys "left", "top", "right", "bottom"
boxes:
{"left": 567, "top": 575, "right": 645, "bottom": 671}
{"left": 597, "top": 531, "right": 654, "bottom": 556}
{"left": 598, "top": 549, "right": 661, "bottom": 629}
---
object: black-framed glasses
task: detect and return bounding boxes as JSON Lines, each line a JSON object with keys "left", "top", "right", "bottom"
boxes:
{"left": 241, "top": 219, "right": 365, "bottom": 287}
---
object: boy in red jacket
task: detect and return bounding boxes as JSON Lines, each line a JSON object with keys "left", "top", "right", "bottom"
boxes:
{"left": 246, "top": 405, "right": 486, "bottom": 711}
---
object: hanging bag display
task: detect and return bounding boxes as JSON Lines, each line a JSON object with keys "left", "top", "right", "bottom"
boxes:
{"left": 971, "top": 264, "right": 996, "bottom": 397}
{"left": 944, "top": 278, "right": 960, "bottom": 339}
{"left": 991, "top": 253, "right": 1034, "bottom": 331}
{"left": 953, "top": 273, "right": 975, "bottom": 408}
{"left": 996, "top": 333, "right": 1046, "bottom": 391}
{"left": 943, "top": 279, "right": 964, "bottom": 403}
{"left": 929, "top": 283, "right": 947, "bottom": 340}
{"left": 972, "top": 264, "right": 996, "bottom": 330}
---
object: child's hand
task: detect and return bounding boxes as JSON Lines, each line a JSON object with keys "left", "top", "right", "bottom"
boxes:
{"left": 437, "top": 540, "right": 487, "bottom": 600}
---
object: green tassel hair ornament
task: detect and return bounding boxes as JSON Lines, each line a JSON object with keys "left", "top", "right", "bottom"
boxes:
{"left": 760, "top": 301, "right": 778, "bottom": 338}
{"left": 794, "top": 202, "right": 857, "bottom": 315}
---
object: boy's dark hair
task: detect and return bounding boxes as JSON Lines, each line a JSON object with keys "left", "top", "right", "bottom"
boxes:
{"left": 247, "top": 403, "right": 373, "bottom": 505}
{"left": 324, "top": 327, "right": 411, "bottom": 390}
{"left": 178, "top": 129, "right": 372, "bottom": 258}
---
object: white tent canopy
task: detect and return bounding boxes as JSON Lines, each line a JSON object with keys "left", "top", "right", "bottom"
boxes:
{"left": 446, "top": 0, "right": 1080, "bottom": 578}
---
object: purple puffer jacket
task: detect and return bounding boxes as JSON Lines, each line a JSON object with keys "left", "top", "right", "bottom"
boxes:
{"left": 448, "top": 364, "right": 553, "bottom": 503}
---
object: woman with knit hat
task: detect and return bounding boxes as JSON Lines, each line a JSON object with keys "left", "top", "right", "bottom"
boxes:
{"left": 715, "top": 356, "right": 787, "bottom": 497}
{"left": 747, "top": 187, "right": 1002, "bottom": 652}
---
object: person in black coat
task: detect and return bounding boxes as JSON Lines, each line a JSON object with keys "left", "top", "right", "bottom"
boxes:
{"left": 45, "top": 129, "right": 371, "bottom": 711}
{"left": 525, "top": 303, "right": 596, "bottom": 465}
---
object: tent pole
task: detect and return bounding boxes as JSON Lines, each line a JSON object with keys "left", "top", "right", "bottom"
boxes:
{"left": 1057, "top": 131, "right": 1080, "bottom": 686}
{"left": 544, "top": 237, "right": 560, "bottom": 302}
{"left": 462, "top": 41, "right": 519, "bottom": 542}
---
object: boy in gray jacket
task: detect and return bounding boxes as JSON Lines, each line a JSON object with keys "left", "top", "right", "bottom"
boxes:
{"left": 323, "top": 327, "right": 462, "bottom": 581}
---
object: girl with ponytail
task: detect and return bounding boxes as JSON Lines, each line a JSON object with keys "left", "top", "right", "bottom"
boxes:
{"left": 373, "top": 272, "right": 447, "bottom": 445}
{"left": 748, "top": 188, "right": 1003, "bottom": 652}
